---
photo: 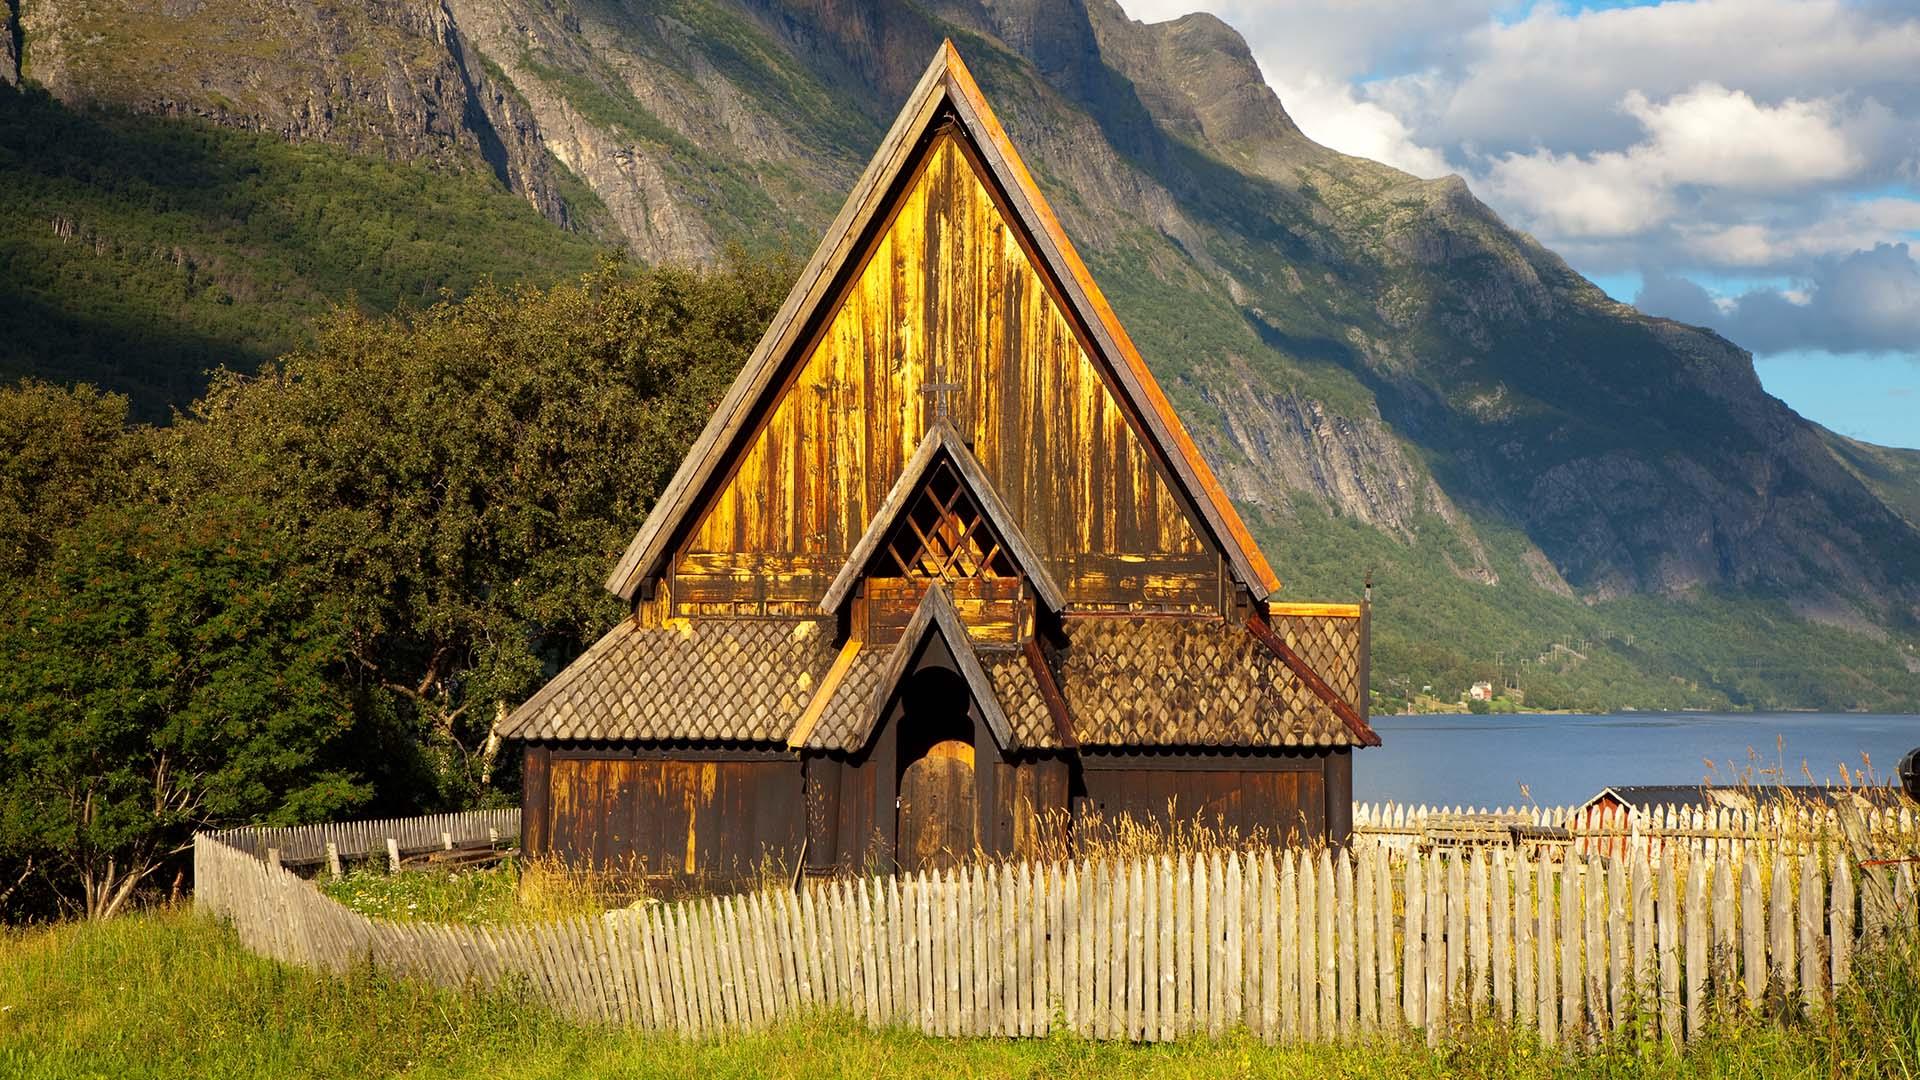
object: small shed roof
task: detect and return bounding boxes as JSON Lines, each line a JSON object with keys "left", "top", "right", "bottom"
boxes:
{"left": 1583, "top": 784, "right": 1901, "bottom": 813}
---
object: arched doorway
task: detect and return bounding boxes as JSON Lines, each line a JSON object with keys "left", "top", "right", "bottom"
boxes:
{"left": 895, "top": 667, "right": 976, "bottom": 872}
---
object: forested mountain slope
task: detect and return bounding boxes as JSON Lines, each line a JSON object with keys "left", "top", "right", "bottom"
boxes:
{"left": 6, "top": 0, "right": 1917, "bottom": 710}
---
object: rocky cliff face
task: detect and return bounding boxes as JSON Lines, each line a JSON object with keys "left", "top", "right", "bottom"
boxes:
{"left": 3, "top": 1, "right": 17, "bottom": 86}
{"left": 14, "top": 0, "right": 1920, "bottom": 640}
{"left": 14, "top": 0, "right": 573, "bottom": 224}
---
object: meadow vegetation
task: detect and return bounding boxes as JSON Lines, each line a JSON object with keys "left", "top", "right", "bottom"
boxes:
{"left": 0, "top": 907, "right": 1914, "bottom": 1079}
{"left": 320, "top": 856, "right": 637, "bottom": 925}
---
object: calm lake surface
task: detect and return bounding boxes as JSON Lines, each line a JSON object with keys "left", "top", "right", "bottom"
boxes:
{"left": 1359, "top": 712, "right": 1919, "bottom": 808}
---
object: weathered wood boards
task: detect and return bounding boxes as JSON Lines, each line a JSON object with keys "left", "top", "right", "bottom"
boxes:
{"left": 672, "top": 134, "right": 1219, "bottom": 618}
{"left": 198, "top": 827, "right": 1874, "bottom": 1043}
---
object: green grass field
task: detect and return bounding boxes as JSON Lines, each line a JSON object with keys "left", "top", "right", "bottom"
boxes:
{"left": 2, "top": 908, "right": 1915, "bottom": 1079}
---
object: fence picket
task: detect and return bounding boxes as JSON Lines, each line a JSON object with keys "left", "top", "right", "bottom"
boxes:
{"left": 1357, "top": 847, "right": 1378, "bottom": 1033}
{"left": 1375, "top": 849, "right": 1397, "bottom": 1032}
{"left": 1225, "top": 853, "right": 1244, "bottom": 1032}
{"left": 1468, "top": 854, "right": 1488, "bottom": 1020}
{"left": 1515, "top": 852, "right": 1535, "bottom": 1033}
{"left": 1831, "top": 852, "right": 1853, "bottom": 991}
{"left": 1798, "top": 854, "right": 1823, "bottom": 1010}
{"left": 1711, "top": 858, "right": 1736, "bottom": 1013}
{"left": 1402, "top": 852, "right": 1424, "bottom": 1033}
{"left": 1685, "top": 858, "right": 1707, "bottom": 1043}
{"left": 1300, "top": 849, "right": 1322, "bottom": 1040}
{"left": 1160, "top": 855, "right": 1178, "bottom": 1042}
{"left": 1771, "top": 853, "right": 1796, "bottom": 1007}
{"left": 1425, "top": 852, "right": 1445, "bottom": 1042}
{"left": 1560, "top": 857, "right": 1580, "bottom": 1041}
{"left": 1739, "top": 857, "right": 1763, "bottom": 1012}
{"left": 1657, "top": 856, "right": 1680, "bottom": 1044}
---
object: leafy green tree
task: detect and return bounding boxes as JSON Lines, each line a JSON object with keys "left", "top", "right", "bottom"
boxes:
{"left": 0, "top": 380, "right": 134, "bottom": 579}
{"left": 0, "top": 497, "right": 366, "bottom": 919}
{"left": 155, "top": 256, "right": 792, "bottom": 806}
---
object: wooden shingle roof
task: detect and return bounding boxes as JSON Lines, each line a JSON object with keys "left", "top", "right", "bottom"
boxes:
{"left": 1055, "top": 616, "right": 1375, "bottom": 749}
{"left": 497, "top": 618, "right": 835, "bottom": 743}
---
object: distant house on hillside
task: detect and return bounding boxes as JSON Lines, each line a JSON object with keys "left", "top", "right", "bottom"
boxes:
{"left": 496, "top": 42, "right": 1377, "bottom": 884}
{"left": 1468, "top": 681, "right": 1494, "bottom": 702}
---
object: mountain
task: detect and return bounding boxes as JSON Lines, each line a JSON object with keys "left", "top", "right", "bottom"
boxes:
{"left": 7, "top": 0, "right": 1919, "bottom": 712}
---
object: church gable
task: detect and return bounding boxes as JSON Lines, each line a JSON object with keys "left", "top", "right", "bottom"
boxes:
{"left": 608, "top": 43, "right": 1280, "bottom": 618}
{"left": 672, "top": 130, "right": 1221, "bottom": 616}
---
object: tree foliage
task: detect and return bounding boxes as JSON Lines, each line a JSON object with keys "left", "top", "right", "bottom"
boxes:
{"left": 0, "top": 497, "right": 363, "bottom": 919}
{"left": 0, "top": 256, "right": 790, "bottom": 917}
{"left": 155, "top": 256, "right": 792, "bottom": 805}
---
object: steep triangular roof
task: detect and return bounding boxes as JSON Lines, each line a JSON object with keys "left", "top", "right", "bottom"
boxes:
{"left": 819, "top": 419, "right": 1065, "bottom": 616}
{"left": 604, "top": 41, "right": 1280, "bottom": 605}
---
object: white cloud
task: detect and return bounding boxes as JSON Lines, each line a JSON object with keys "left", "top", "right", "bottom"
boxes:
{"left": 1638, "top": 244, "right": 1920, "bottom": 355}
{"left": 1621, "top": 84, "right": 1865, "bottom": 191}
{"left": 1482, "top": 147, "right": 1671, "bottom": 238}
{"left": 1484, "top": 83, "right": 1879, "bottom": 243}
{"left": 1112, "top": 0, "right": 1920, "bottom": 358}
{"left": 1264, "top": 74, "right": 1452, "bottom": 178}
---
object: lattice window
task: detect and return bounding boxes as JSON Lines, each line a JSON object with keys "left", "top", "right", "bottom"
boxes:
{"left": 876, "top": 457, "right": 1015, "bottom": 584}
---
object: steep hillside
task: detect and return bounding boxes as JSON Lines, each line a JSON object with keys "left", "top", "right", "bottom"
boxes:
{"left": 9, "top": 0, "right": 1919, "bottom": 708}
{"left": 0, "top": 82, "right": 607, "bottom": 413}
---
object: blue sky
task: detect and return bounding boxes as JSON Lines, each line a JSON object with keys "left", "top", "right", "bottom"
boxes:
{"left": 1117, "top": 0, "right": 1920, "bottom": 449}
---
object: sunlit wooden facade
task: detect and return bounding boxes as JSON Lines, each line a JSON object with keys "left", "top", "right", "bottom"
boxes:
{"left": 502, "top": 43, "right": 1377, "bottom": 884}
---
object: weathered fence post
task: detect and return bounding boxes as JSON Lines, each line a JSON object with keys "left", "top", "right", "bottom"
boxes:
{"left": 1403, "top": 851, "right": 1424, "bottom": 1033}
{"left": 1684, "top": 857, "right": 1707, "bottom": 1042}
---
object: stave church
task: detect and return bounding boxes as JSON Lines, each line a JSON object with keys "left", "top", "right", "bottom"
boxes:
{"left": 500, "top": 41, "right": 1378, "bottom": 883}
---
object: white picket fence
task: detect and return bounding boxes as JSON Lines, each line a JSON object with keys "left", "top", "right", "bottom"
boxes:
{"left": 194, "top": 822, "right": 1919, "bottom": 1042}
{"left": 1353, "top": 799, "right": 1917, "bottom": 859}
{"left": 207, "top": 809, "right": 520, "bottom": 865}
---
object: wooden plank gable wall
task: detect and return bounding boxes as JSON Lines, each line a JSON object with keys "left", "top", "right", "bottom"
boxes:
{"left": 671, "top": 132, "right": 1223, "bottom": 621}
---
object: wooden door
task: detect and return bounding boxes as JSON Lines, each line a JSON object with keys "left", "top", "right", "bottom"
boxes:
{"left": 898, "top": 739, "right": 976, "bottom": 872}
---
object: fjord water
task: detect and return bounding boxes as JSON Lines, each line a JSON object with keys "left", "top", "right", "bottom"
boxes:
{"left": 1359, "top": 712, "right": 1920, "bottom": 808}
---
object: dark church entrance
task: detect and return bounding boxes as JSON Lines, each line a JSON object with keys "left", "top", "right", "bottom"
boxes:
{"left": 896, "top": 667, "right": 976, "bottom": 872}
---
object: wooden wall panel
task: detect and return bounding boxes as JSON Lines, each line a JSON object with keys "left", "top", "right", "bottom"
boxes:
{"left": 545, "top": 757, "right": 803, "bottom": 882}
{"left": 675, "top": 134, "right": 1220, "bottom": 612}
{"left": 1080, "top": 763, "right": 1328, "bottom": 849}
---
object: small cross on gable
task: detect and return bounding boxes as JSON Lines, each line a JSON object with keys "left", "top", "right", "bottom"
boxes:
{"left": 919, "top": 359, "right": 963, "bottom": 424}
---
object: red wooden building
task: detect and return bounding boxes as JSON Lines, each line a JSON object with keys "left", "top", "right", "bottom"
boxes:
{"left": 501, "top": 43, "right": 1378, "bottom": 883}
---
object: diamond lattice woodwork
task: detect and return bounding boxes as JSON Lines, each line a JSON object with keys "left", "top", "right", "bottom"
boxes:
{"left": 878, "top": 457, "right": 1015, "bottom": 586}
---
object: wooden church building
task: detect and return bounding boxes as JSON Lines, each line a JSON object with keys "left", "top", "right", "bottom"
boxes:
{"left": 501, "top": 43, "right": 1378, "bottom": 882}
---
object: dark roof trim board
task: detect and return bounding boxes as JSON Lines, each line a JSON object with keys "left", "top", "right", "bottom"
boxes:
{"left": 603, "top": 41, "right": 1278, "bottom": 606}
{"left": 858, "top": 584, "right": 1017, "bottom": 753}
{"left": 1023, "top": 637, "right": 1078, "bottom": 749}
{"left": 1244, "top": 614, "right": 1381, "bottom": 747}
{"left": 818, "top": 420, "right": 1066, "bottom": 615}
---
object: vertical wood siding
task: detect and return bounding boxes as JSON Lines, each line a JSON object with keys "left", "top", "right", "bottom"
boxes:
{"left": 545, "top": 757, "right": 804, "bottom": 883}
{"left": 675, "top": 134, "right": 1217, "bottom": 613}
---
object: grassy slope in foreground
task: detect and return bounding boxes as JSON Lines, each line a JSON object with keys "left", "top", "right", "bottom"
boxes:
{"left": 2, "top": 909, "right": 1915, "bottom": 1079}
{"left": 0, "top": 82, "right": 607, "bottom": 419}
